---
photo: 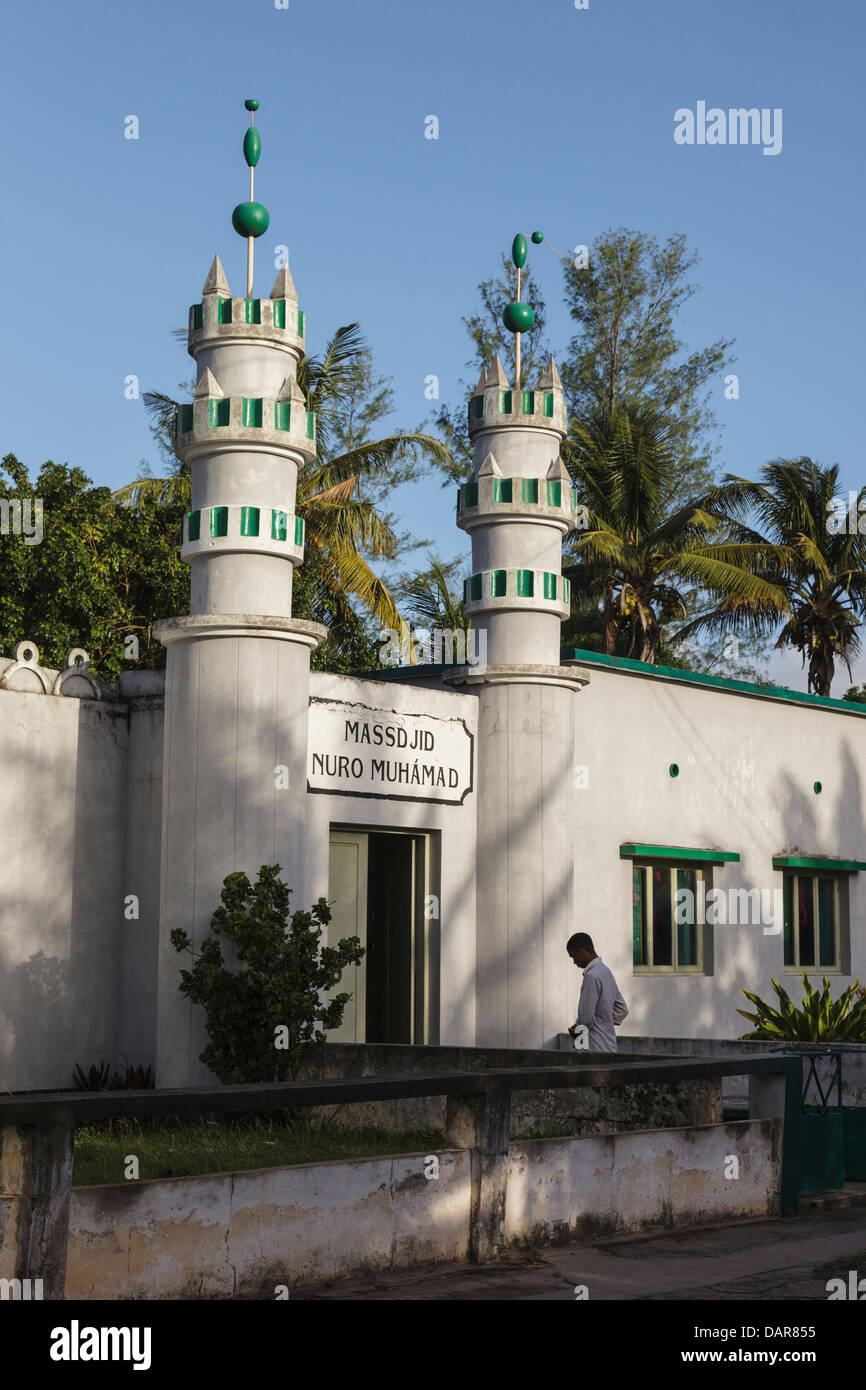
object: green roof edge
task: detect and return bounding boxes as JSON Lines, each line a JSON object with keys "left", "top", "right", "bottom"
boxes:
{"left": 564, "top": 649, "right": 866, "bottom": 715}
{"left": 620, "top": 843, "right": 740, "bottom": 864}
{"left": 772, "top": 856, "right": 866, "bottom": 872}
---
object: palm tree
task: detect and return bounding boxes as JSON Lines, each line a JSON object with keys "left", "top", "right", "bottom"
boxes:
{"left": 563, "top": 405, "right": 789, "bottom": 664}
{"left": 110, "top": 324, "right": 452, "bottom": 656}
{"left": 682, "top": 459, "right": 866, "bottom": 696}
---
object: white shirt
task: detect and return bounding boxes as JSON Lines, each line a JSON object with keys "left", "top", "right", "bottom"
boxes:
{"left": 575, "top": 956, "right": 628, "bottom": 1052}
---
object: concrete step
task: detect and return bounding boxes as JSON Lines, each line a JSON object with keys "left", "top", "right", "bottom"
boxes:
{"left": 800, "top": 1181, "right": 866, "bottom": 1212}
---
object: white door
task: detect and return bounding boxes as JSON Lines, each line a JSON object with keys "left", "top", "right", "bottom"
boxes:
{"left": 326, "top": 830, "right": 368, "bottom": 1043}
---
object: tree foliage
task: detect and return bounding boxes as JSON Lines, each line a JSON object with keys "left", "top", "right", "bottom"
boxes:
{"left": 170, "top": 864, "right": 365, "bottom": 1083}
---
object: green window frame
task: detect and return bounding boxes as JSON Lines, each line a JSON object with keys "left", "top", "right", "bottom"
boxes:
{"left": 782, "top": 871, "right": 841, "bottom": 971}
{"left": 632, "top": 860, "right": 708, "bottom": 974}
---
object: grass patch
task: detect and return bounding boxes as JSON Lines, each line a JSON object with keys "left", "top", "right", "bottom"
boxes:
{"left": 72, "top": 1116, "right": 446, "bottom": 1188}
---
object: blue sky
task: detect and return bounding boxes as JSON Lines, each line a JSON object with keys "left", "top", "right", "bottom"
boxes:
{"left": 2, "top": 0, "right": 864, "bottom": 688}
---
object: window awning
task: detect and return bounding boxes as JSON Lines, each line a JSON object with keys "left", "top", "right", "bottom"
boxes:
{"left": 772, "top": 855, "right": 866, "bottom": 872}
{"left": 619, "top": 843, "right": 740, "bottom": 865}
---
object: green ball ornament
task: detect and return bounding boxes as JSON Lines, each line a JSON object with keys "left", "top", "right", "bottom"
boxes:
{"left": 531, "top": 230, "right": 544, "bottom": 244}
{"left": 503, "top": 302, "right": 535, "bottom": 333}
{"left": 511, "top": 233, "right": 527, "bottom": 269}
{"left": 244, "top": 99, "right": 260, "bottom": 111}
{"left": 232, "top": 200, "right": 270, "bottom": 238}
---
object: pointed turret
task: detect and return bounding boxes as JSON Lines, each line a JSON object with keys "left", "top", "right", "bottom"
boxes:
{"left": 477, "top": 450, "right": 502, "bottom": 477}
{"left": 270, "top": 264, "right": 298, "bottom": 301}
{"left": 536, "top": 355, "right": 562, "bottom": 391}
{"left": 194, "top": 367, "right": 224, "bottom": 398}
{"left": 546, "top": 455, "right": 571, "bottom": 481}
{"left": 202, "top": 254, "right": 231, "bottom": 297}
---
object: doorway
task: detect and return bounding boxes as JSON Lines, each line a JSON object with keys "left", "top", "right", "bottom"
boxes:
{"left": 327, "top": 828, "right": 433, "bottom": 1044}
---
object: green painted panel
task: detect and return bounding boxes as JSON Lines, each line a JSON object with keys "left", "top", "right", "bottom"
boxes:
{"left": 271, "top": 509, "right": 288, "bottom": 542}
{"left": 516, "top": 569, "right": 534, "bottom": 597}
{"left": 210, "top": 507, "right": 228, "bottom": 538}
{"left": 521, "top": 390, "right": 535, "bottom": 414}
{"left": 180, "top": 404, "right": 194, "bottom": 434}
{"left": 843, "top": 1109, "right": 866, "bottom": 1181}
{"left": 492, "top": 570, "right": 507, "bottom": 597}
{"left": 294, "top": 515, "right": 304, "bottom": 545}
{"left": 218, "top": 297, "right": 233, "bottom": 324}
{"left": 547, "top": 480, "right": 562, "bottom": 507}
{"left": 273, "top": 299, "right": 286, "bottom": 329}
{"left": 274, "top": 402, "right": 291, "bottom": 431}
{"left": 245, "top": 298, "right": 262, "bottom": 324}
{"left": 240, "top": 506, "right": 260, "bottom": 537}
{"left": 619, "top": 843, "right": 740, "bottom": 864}
{"left": 500, "top": 390, "right": 512, "bottom": 415}
{"left": 298, "top": 310, "right": 304, "bottom": 336}
{"left": 632, "top": 866, "right": 645, "bottom": 966}
{"left": 243, "top": 398, "right": 263, "bottom": 427}
{"left": 543, "top": 392, "right": 554, "bottom": 417}
{"left": 543, "top": 572, "right": 556, "bottom": 600}
{"left": 469, "top": 574, "right": 482, "bottom": 601}
{"left": 192, "top": 304, "right": 203, "bottom": 330}
{"left": 677, "top": 868, "right": 697, "bottom": 966}
{"left": 800, "top": 1109, "right": 845, "bottom": 1195}
{"left": 209, "top": 398, "right": 230, "bottom": 427}
{"left": 783, "top": 873, "right": 793, "bottom": 965}
{"left": 563, "top": 577, "right": 570, "bottom": 603}
{"left": 464, "top": 482, "right": 478, "bottom": 508}
{"left": 818, "top": 877, "right": 835, "bottom": 966}
{"left": 773, "top": 856, "right": 866, "bottom": 872}
{"left": 306, "top": 411, "right": 315, "bottom": 439}
{"left": 521, "top": 479, "right": 538, "bottom": 504}
{"left": 493, "top": 478, "right": 512, "bottom": 503}
{"left": 186, "top": 510, "right": 201, "bottom": 543}
{"left": 471, "top": 396, "right": 483, "bottom": 419}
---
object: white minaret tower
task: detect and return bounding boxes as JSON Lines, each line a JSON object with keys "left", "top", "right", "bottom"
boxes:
{"left": 154, "top": 101, "right": 326, "bottom": 1084}
{"left": 450, "top": 232, "right": 590, "bottom": 1048}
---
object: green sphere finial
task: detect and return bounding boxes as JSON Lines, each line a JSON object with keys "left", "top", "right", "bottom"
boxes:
{"left": 531, "top": 230, "right": 544, "bottom": 244}
{"left": 245, "top": 99, "right": 260, "bottom": 112}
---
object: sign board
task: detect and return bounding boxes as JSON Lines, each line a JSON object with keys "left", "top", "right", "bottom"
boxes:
{"left": 307, "top": 698, "right": 474, "bottom": 805}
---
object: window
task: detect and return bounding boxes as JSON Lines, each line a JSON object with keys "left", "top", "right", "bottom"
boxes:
{"left": 783, "top": 871, "right": 841, "bottom": 971}
{"left": 632, "top": 861, "right": 709, "bottom": 974}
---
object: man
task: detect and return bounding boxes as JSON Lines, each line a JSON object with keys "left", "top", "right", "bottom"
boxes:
{"left": 567, "top": 932, "right": 628, "bottom": 1053}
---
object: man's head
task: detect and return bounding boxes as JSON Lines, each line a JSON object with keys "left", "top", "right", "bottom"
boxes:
{"left": 567, "top": 932, "right": 596, "bottom": 969}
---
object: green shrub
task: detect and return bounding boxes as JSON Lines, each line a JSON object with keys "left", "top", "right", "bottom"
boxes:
{"left": 738, "top": 971, "right": 866, "bottom": 1041}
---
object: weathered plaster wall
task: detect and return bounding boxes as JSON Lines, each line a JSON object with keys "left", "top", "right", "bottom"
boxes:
{"left": 65, "top": 1118, "right": 776, "bottom": 1297}
{"left": 572, "top": 662, "right": 866, "bottom": 1041}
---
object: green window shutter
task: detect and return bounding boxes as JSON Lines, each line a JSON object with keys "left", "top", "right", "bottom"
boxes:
{"left": 209, "top": 398, "right": 230, "bottom": 427}
{"left": 294, "top": 515, "right": 304, "bottom": 545}
{"left": 470, "top": 396, "right": 484, "bottom": 419}
{"left": 563, "top": 577, "right": 571, "bottom": 604}
{"left": 521, "top": 390, "right": 535, "bottom": 415}
{"left": 652, "top": 865, "right": 673, "bottom": 966}
{"left": 632, "top": 867, "right": 645, "bottom": 966}
{"left": 245, "top": 298, "right": 262, "bottom": 324}
{"left": 543, "top": 572, "right": 556, "bottom": 600}
{"left": 492, "top": 570, "right": 507, "bottom": 597}
{"left": 547, "top": 480, "right": 562, "bottom": 507}
{"left": 464, "top": 482, "right": 478, "bottom": 508}
{"left": 516, "top": 569, "right": 534, "bottom": 597}
{"left": 798, "top": 877, "right": 815, "bottom": 966}
{"left": 210, "top": 507, "right": 228, "bottom": 538}
{"left": 521, "top": 478, "right": 538, "bottom": 504}
{"left": 499, "top": 390, "right": 512, "bottom": 415}
{"left": 297, "top": 310, "right": 305, "bottom": 336}
{"left": 192, "top": 304, "right": 203, "bottom": 330}
{"left": 274, "top": 402, "right": 291, "bottom": 431}
{"left": 271, "top": 509, "right": 288, "bottom": 542}
{"left": 306, "top": 411, "right": 316, "bottom": 439}
{"left": 676, "top": 868, "right": 697, "bottom": 966}
{"left": 783, "top": 874, "right": 794, "bottom": 965}
{"left": 543, "top": 392, "right": 554, "bottom": 417}
{"left": 469, "top": 573, "right": 482, "bottom": 601}
{"left": 242, "top": 398, "right": 263, "bottom": 428}
{"left": 273, "top": 299, "right": 286, "bottom": 329}
{"left": 818, "top": 877, "right": 835, "bottom": 966}
{"left": 240, "top": 506, "right": 260, "bottom": 537}
{"left": 180, "top": 404, "right": 194, "bottom": 434}
{"left": 493, "top": 478, "right": 512, "bottom": 503}
{"left": 218, "top": 297, "right": 233, "bottom": 324}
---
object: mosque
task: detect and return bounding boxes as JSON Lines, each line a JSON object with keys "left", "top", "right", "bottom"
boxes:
{"left": 2, "top": 104, "right": 865, "bottom": 1092}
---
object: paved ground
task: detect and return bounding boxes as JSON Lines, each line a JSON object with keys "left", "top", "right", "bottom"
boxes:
{"left": 295, "top": 1207, "right": 866, "bottom": 1300}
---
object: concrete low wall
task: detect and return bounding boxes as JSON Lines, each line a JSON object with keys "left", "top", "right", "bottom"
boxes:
{"left": 506, "top": 1119, "right": 779, "bottom": 1247}
{"left": 65, "top": 1117, "right": 777, "bottom": 1297}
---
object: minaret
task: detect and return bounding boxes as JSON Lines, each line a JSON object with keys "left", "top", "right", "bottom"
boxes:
{"left": 449, "top": 232, "right": 590, "bottom": 1048}
{"left": 153, "top": 102, "right": 326, "bottom": 1085}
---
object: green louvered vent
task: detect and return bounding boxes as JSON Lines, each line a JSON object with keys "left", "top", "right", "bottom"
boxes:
{"left": 543, "top": 573, "right": 557, "bottom": 600}
{"left": 522, "top": 390, "right": 535, "bottom": 414}
{"left": 186, "top": 510, "right": 201, "bottom": 543}
{"left": 543, "top": 392, "right": 554, "bottom": 417}
{"left": 547, "top": 480, "right": 562, "bottom": 506}
{"left": 245, "top": 298, "right": 262, "bottom": 324}
{"left": 492, "top": 570, "right": 507, "bottom": 597}
{"left": 471, "top": 396, "right": 483, "bottom": 419}
{"left": 493, "top": 478, "right": 513, "bottom": 503}
{"left": 243, "top": 398, "right": 263, "bottom": 428}
{"left": 210, "top": 507, "right": 228, "bottom": 539}
{"left": 464, "top": 482, "right": 478, "bottom": 508}
{"left": 274, "top": 402, "right": 291, "bottom": 431}
{"left": 272, "top": 509, "right": 288, "bottom": 542}
{"left": 192, "top": 304, "right": 203, "bottom": 330}
{"left": 273, "top": 300, "right": 286, "bottom": 329}
{"left": 500, "top": 390, "right": 512, "bottom": 415}
{"left": 218, "top": 298, "right": 233, "bottom": 324}
{"left": 294, "top": 516, "right": 304, "bottom": 545}
{"left": 240, "top": 507, "right": 260, "bottom": 537}
{"left": 179, "top": 404, "right": 194, "bottom": 434}
{"left": 209, "top": 398, "right": 230, "bottom": 427}
{"left": 516, "top": 569, "right": 534, "bottom": 597}
{"left": 521, "top": 479, "right": 539, "bottom": 504}
{"left": 298, "top": 310, "right": 305, "bottom": 336}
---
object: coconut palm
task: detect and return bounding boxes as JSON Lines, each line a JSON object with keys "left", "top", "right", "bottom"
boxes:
{"left": 681, "top": 459, "right": 866, "bottom": 696}
{"left": 563, "top": 405, "right": 789, "bottom": 664}
{"left": 110, "top": 324, "right": 452, "bottom": 653}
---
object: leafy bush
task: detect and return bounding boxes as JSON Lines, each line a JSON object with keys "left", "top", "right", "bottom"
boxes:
{"left": 171, "top": 863, "right": 365, "bottom": 1083}
{"left": 738, "top": 971, "right": 866, "bottom": 1041}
